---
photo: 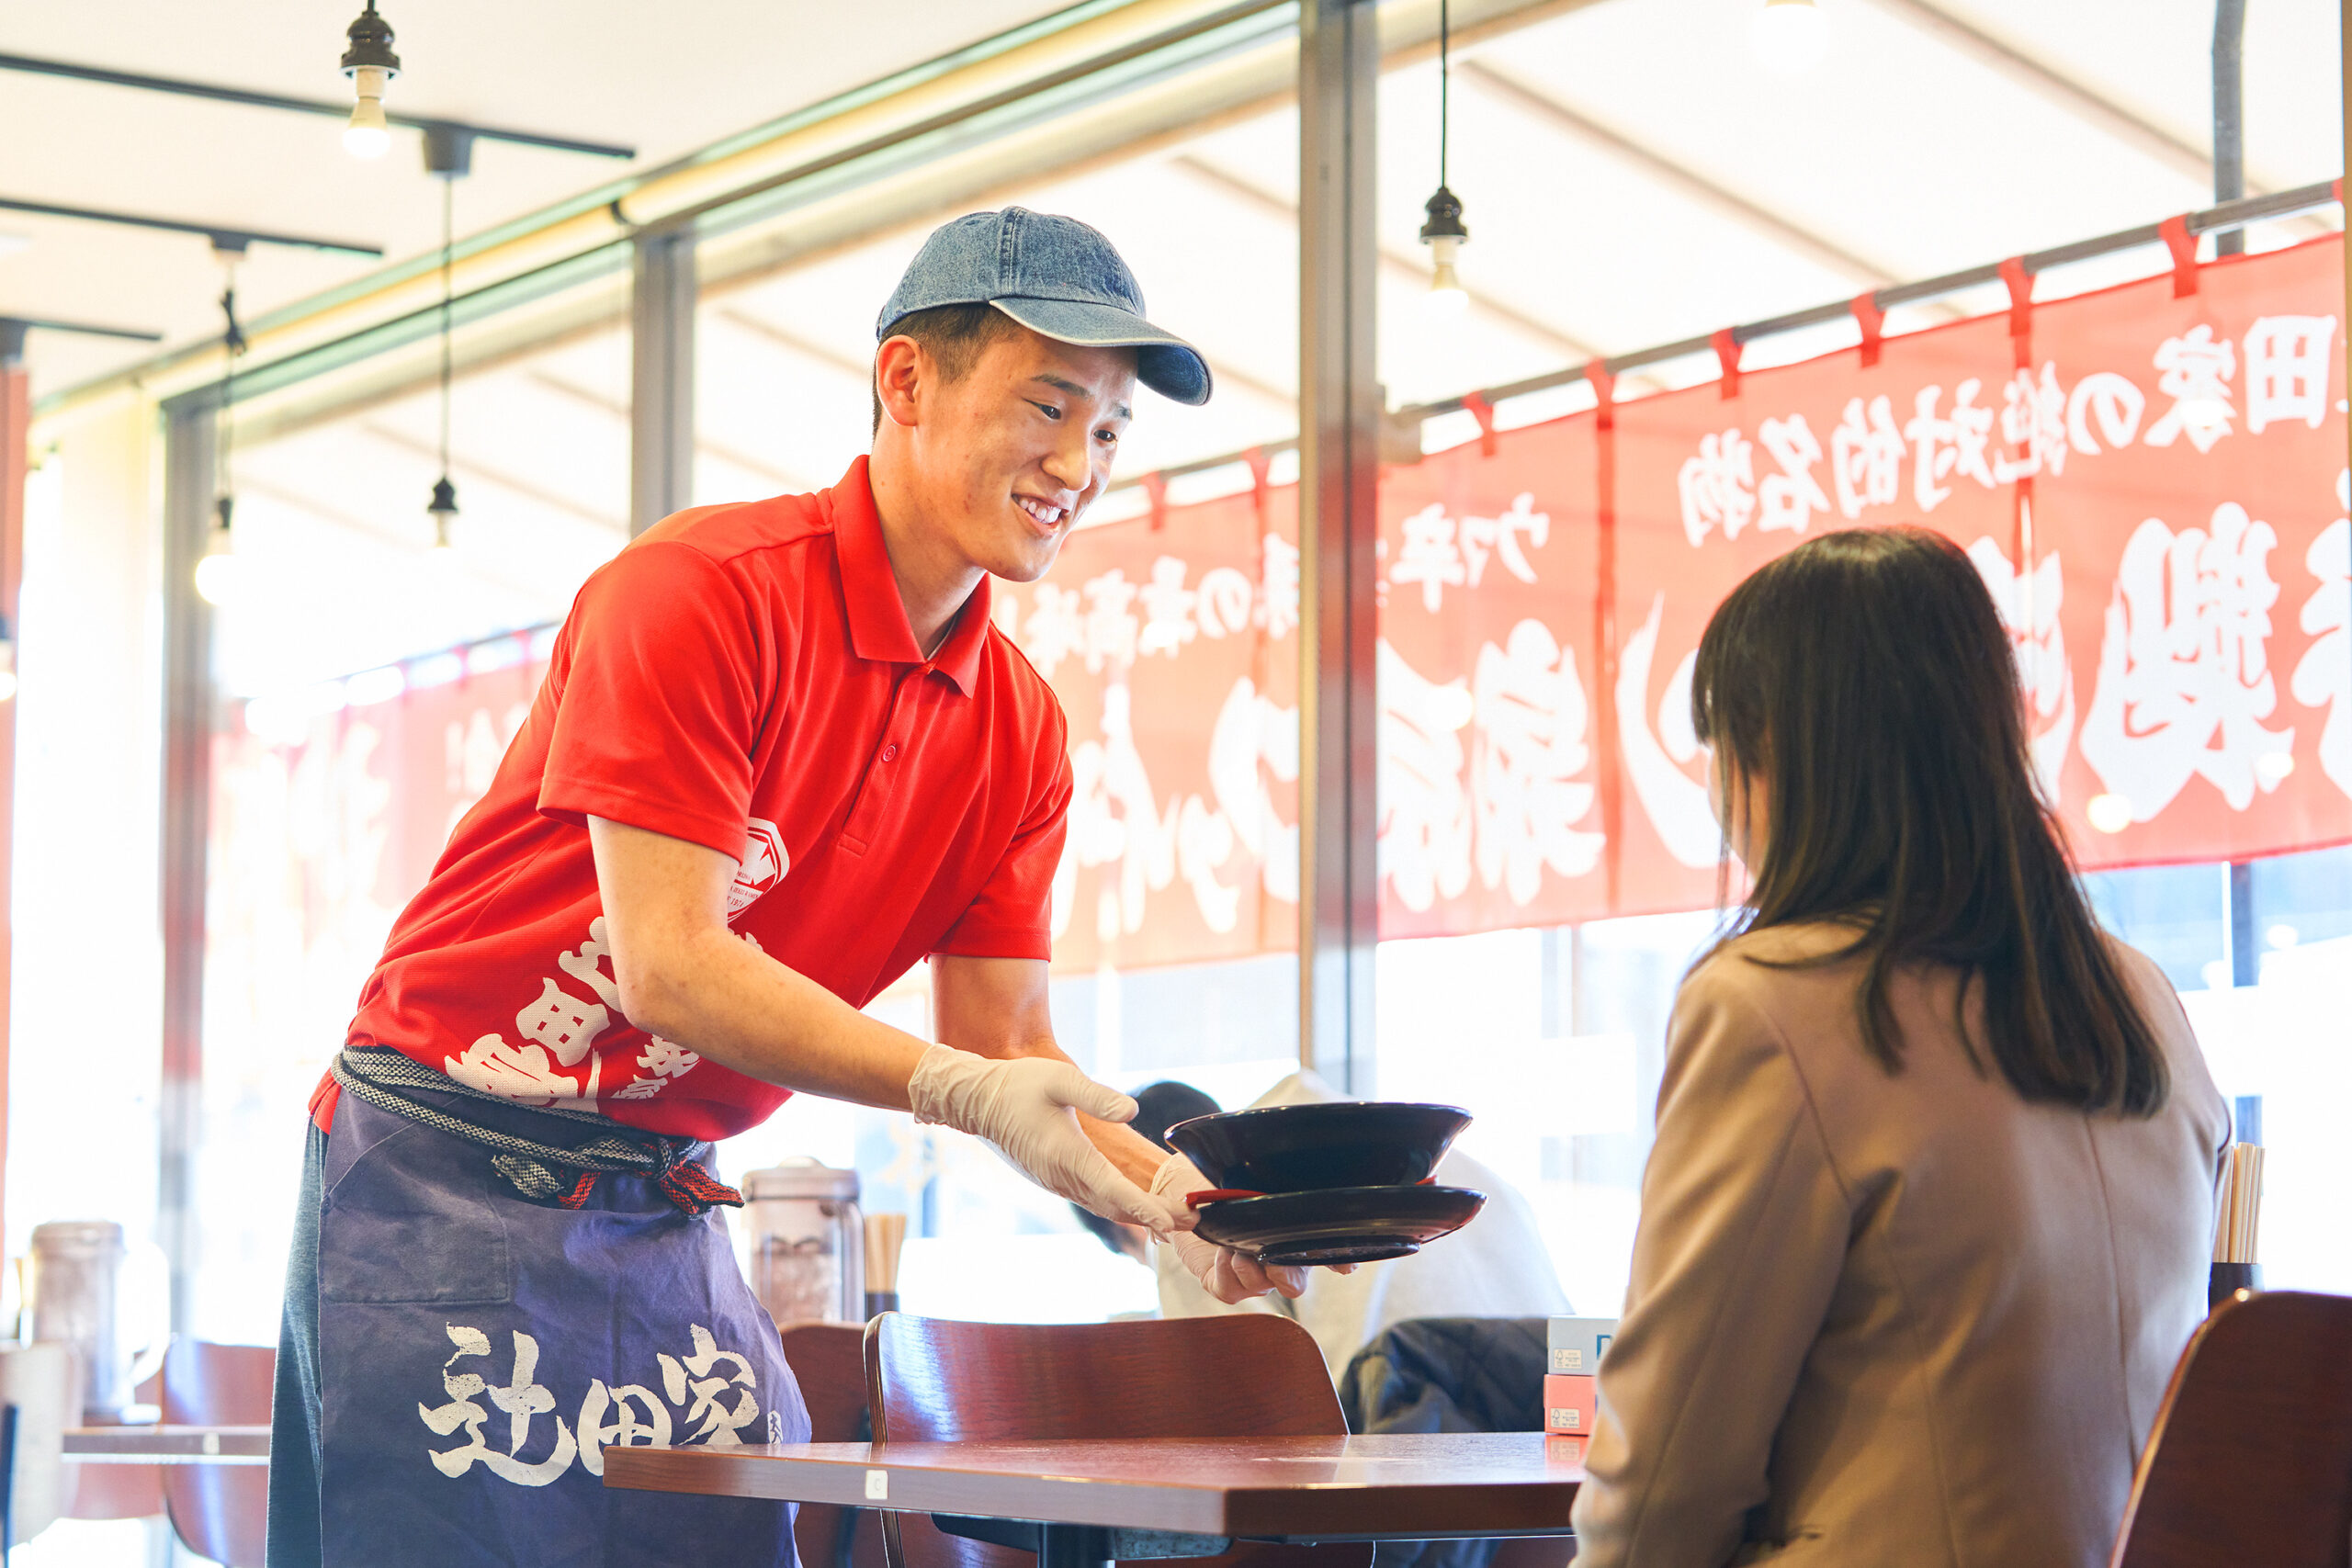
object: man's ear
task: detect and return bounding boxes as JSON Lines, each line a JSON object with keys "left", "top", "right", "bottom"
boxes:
{"left": 874, "top": 334, "right": 926, "bottom": 429}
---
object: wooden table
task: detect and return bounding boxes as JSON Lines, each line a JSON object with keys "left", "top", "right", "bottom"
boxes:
{"left": 605, "top": 1433, "right": 1581, "bottom": 1568}
{"left": 62, "top": 1425, "right": 271, "bottom": 1465}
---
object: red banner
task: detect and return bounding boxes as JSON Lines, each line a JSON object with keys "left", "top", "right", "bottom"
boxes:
{"left": 219, "top": 235, "right": 2352, "bottom": 980}
{"left": 1003, "top": 233, "right": 2352, "bottom": 966}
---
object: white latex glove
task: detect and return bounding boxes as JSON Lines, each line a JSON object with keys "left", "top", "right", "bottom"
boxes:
{"left": 1151, "top": 1153, "right": 1309, "bottom": 1304}
{"left": 907, "top": 1044, "right": 1184, "bottom": 1235}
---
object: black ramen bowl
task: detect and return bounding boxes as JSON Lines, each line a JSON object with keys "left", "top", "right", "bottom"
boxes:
{"left": 1163, "top": 1101, "right": 1472, "bottom": 1194}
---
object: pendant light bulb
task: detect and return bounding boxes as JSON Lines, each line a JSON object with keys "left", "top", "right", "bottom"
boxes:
{"left": 340, "top": 3, "right": 401, "bottom": 159}
{"left": 428, "top": 478, "right": 458, "bottom": 553}
{"left": 345, "top": 70, "right": 391, "bottom": 158}
{"left": 1419, "top": 186, "right": 1471, "bottom": 319}
{"left": 1750, "top": 0, "right": 1829, "bottom": 76}
{"left": 194, "top": 502, "right": 245, "bottom": 608}
{"left": 1426, "top": 236, "right": 1471, "bottom": 318}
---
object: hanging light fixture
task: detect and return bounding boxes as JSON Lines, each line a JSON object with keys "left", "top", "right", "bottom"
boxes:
{"left": 1419, "top": 0, "right": 1470, "bottom": 317}
{"left": 425, "top": 176, "right": 459, "bottom": 552}
{"left": 425, "top": 127, "right": 470, "bottom": 554}
{"left": 340, "top": 1, "right": 401, "bottom": 159}
{"left": 195, "top": 245, "right": 249, "bottom": 608}
{"left": 1751, "top": 0, "right": 1830, "bottom": 76}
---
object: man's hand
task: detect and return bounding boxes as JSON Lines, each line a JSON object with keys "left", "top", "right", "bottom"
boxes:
{"left": 1151, "top": 1154, "right": 1307, "bottom": 1303}
{"left": 908, "top": 1044, "right": 1182, "bottom": 1235}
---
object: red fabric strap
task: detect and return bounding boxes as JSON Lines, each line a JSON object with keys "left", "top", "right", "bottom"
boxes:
{"left": 1243, "top": 445, "right": 1272, "bottom": 526}
{"left": 1711, "top": 328, "right": 1742, "bottom": 400}
{"left": 1145, "top": 471, "right": 1169, "bottom": 532}
{"left": 1588, "top": 363, "right": 1615, "bottom": 430}
{"left": 1998, "top": 256, "right": 2034, "bottom": 338}
{"left": 1462, "top": 390, "right": 1500, "bottom": 457}
{"left": 1851, "top": 291, "right": 1884, "bottom": 368}
{"left": 658, "top": 1159, "right": 746, "bottom": 1217}
{"left": 2159, "top": 214, "right": 2199, "bottom": 298}
{"left": 557, "top": 1170, "right": 600, "bottom": 1210}
{"left": 548, "top": 1156, "right": 741, "bottom": 1216}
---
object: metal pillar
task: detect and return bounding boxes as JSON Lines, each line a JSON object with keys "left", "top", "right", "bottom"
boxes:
{"left": 2226, "top": 860, "right": 2257, "bottom": 987}
{"left": 0, "top": 330, "right": 24, "bottom": 1241}
{"left": 159, "top": 401, "right": 216, "bottom": 1331}
{"left": 629, "top": 227, "right": 697, "bottom": 535}
{"left": 1296, "top": 0, "right": 1379, "bottom": 1092}
{"left": 2212, "top": 0, "right": 2245, "bottom": 256}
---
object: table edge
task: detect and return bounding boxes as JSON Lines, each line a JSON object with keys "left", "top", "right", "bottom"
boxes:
{"left": 602, "top": 1444, "right": 1581, "bottom": 1537}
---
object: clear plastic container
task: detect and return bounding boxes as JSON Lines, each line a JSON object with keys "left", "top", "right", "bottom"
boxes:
{"left": 743, "top": 1159, "right": 865, "bottom": 1325}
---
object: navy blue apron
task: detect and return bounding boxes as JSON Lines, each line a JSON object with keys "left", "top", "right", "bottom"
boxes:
{"left": 303, "top": 1085, "right": 808, "bottom": 1566}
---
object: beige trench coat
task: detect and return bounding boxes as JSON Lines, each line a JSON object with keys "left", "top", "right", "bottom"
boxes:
{"left": 1569, "top": 923, "right": 2228, "bottom": 1568}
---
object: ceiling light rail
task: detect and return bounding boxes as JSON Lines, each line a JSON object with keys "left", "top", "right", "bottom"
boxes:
{"left": 0, "top": 51, "right": 635, "bottom": 162}
{"left": 0, "top": 196, "right": 382, "bottom": 258}
{"left": 0, "top": 317, "right": 164, "bottom": 365}
{"left": 1100, "top": 178, "right": 2345, "bottom": 505}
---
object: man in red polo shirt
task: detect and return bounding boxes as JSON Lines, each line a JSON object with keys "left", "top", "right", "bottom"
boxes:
{"left": 266, "top": 209, "right": 1300, "bottom": 1568}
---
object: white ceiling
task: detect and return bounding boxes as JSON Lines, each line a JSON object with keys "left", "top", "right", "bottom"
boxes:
{"left": 26, "top": 0, "right": 2346, "bottom": 699}
{"left": 0, "top": 0, "right": 1078, "bottom": 397}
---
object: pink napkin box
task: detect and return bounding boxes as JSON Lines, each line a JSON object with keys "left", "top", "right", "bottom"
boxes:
{"left": 1544, "top": 1373, "right": 1598, "bottom": 1434}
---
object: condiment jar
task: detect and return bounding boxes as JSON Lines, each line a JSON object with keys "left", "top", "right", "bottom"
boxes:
{"left": 742, "top": 1159, "right": 865, "bottom": 1325}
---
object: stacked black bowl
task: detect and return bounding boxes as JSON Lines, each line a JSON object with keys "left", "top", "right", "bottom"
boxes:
{"left": 1163, "top": 1101, "right": 1487, "bottom": 1267}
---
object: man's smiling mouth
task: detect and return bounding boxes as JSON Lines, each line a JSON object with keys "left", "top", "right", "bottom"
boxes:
{"left": 1015, "top": 495, "right": 1068, "bottom": 528}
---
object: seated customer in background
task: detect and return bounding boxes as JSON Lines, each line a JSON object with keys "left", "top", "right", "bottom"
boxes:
{"left": 1570, "top": 527, "right": 2227, "bottom": 1568}
{"left": 1076, "top": 1076, "right": 1569, "bottom": 1377}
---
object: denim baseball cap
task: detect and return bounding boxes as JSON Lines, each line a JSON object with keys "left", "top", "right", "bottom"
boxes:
{"left": 877, "top": 208, "right": 1212, "bottom": 406}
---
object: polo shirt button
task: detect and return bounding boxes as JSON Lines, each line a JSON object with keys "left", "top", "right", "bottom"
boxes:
{"left": 882, "top": 743, "right": 900, "bottom": 761}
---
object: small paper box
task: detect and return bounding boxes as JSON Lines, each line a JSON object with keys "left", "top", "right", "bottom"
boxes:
{"left": 1547, "top": 1316, "right": 1618, "bottom": 1375}
{"left": 1544, "top": 1433, "right": 1589, "bottom": 1467}
{"left": 1544, "top": 1373, "right": 1598, "bottom": 1434}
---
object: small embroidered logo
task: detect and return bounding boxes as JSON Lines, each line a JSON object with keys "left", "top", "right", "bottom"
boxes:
{"left": 729, "top": 818, "right": 790, "bottom": 917}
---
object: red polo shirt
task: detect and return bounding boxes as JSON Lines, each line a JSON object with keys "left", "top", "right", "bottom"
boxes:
{"left": 334, "top": 457, "right": 1072, "bottom": 1141}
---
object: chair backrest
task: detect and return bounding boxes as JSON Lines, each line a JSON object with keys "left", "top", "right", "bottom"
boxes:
{"left": 2109, "top": 1291, "right": 2352, "bottom": 1568}
{"left": 778, "top": 1321, "right": 886, "bottom": 1568}
{"left": 159, "top": 1340, "right": 274, "bottom": 1568}
{"left": 865, "top": 1314, "right": 1369, "bottom": 1568}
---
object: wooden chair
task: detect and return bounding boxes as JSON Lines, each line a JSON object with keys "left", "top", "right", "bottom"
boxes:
{"left": 865, "top": 1314, "right": 1370, "bottom": 1568}
{"left": 60, "top": 1370, "right": 161, "bottom": 1525}
{"left": 778, "top": 1322, "right": 887, "bottom": 1568}
{"left": 159, "top": 1341, "right": 274, "bottom": 1568}
{"left": 2109, "top": 1290, "right": 2352, "bottom": 1568}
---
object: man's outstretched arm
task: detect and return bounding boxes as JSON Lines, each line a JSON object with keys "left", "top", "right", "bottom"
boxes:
{"left": 585, "top": 814, "right": 1177, "bottom": 1233}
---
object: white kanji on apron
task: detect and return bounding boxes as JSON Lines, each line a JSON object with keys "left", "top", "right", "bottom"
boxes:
{"left": 657, "top": 1325, "right": 763, "bottom": 1448}
{"left": 419, "top": 1326, "right": 579, "bottom": 1486}
{"left": 421, "top": 1322, "right": 766, "bottom": 1483}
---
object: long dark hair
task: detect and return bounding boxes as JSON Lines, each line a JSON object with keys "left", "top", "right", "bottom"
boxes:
{"left": 1690, "top": 525, "right": 2168, "bottom": 1116}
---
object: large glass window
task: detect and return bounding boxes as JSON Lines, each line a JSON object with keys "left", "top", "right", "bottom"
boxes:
{"left": 2119, "top": 845, "right": 2352, "bottom": 1296}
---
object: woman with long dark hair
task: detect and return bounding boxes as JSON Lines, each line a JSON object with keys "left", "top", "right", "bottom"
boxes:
{"left": 1569, "top": 527, "right": 2228, "bottom": 1568}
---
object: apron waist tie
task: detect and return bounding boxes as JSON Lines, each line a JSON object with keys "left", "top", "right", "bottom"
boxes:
{"left": 331, "top": 1047, "right": 744, "bottom": 1217}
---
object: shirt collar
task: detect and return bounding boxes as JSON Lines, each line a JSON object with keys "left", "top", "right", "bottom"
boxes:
{"left": 829, "top": 455, "right": 991, "bottom": 698}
